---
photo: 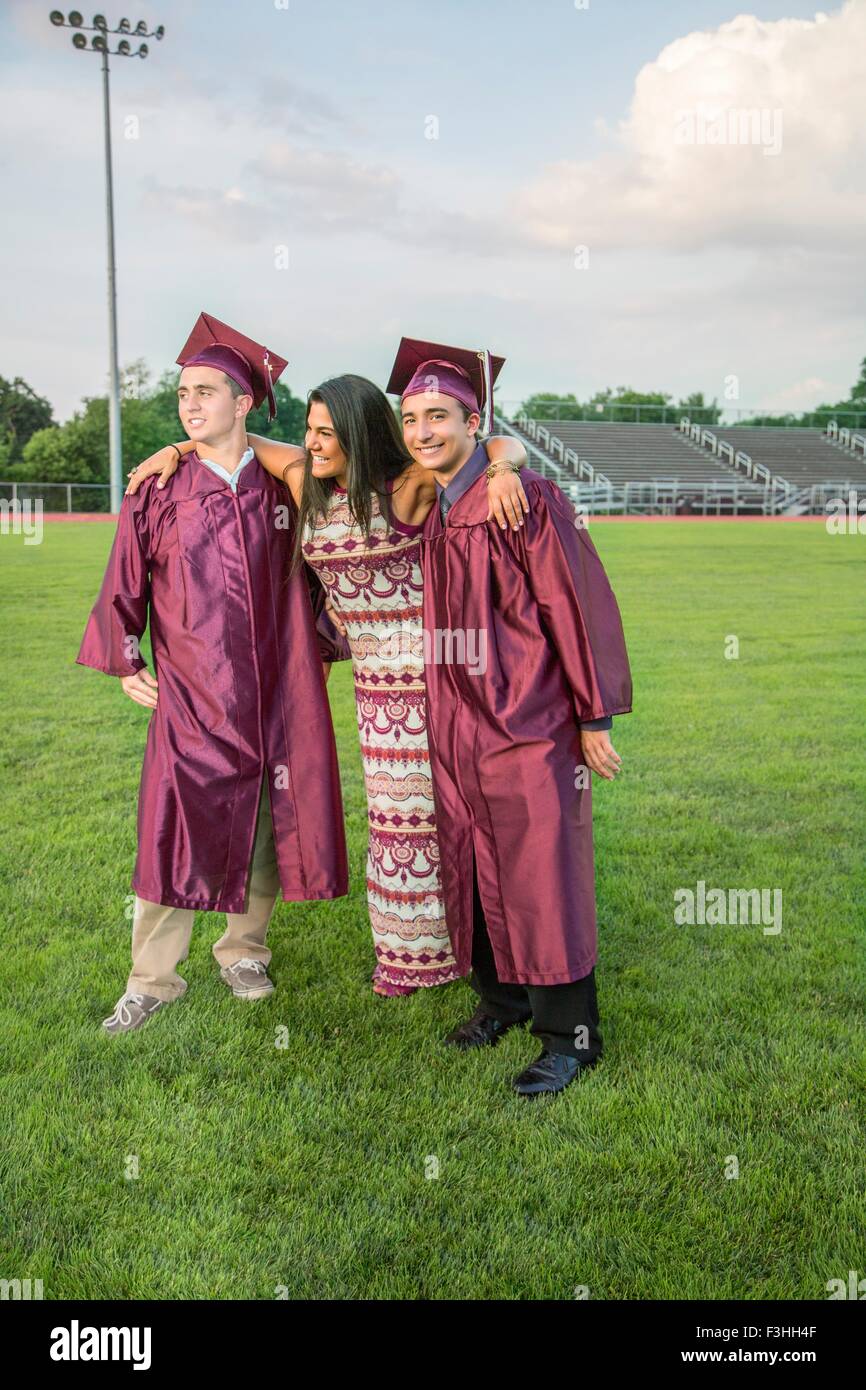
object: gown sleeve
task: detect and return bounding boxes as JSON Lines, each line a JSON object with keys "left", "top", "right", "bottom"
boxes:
{"left": 304, "top": 563, "right": 352, "bottom": 664}
{"left": 76, "top": 493, "right": 152, "bottom": 677}
{"left": 518, "top": 478, "right": 632, "bottom": 724}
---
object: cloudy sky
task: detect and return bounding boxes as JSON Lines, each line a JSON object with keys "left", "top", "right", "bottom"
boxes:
{"left": 2, "top": 0, "right": 864, "bottom": 422}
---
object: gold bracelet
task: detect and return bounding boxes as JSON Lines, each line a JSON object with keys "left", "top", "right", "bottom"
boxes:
{"left": 485, "top": 460, "right": 522, "bottom": 480}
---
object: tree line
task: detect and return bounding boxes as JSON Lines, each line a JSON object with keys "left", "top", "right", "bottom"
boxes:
{"left": 2, "top": 356, "right": 864, "bottom": 509}
{"left": 0, "top": 361, "right": 306, "bottom": 510}
{"left": 519, "top": 359, "right": 866, "bottom": 426}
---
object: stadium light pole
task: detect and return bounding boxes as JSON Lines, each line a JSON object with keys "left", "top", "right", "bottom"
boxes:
{"left": 48, "top": 12, "right": 165, "bottom": 514}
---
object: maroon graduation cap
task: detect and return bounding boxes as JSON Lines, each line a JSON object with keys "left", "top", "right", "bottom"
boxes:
{"left": 176, "top": 312, "right": 288, "bottom": 421}
{"left": 387, "top": 336, "right": 506, "bottom": 436}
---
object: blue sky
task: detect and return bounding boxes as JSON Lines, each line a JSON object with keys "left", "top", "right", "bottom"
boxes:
{"left": 2, "top": 0, "right": 864, "bottom": 423}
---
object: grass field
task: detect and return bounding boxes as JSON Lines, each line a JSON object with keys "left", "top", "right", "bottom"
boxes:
{"left": 1, "top": 518, "right": 864, "bottom": 1301}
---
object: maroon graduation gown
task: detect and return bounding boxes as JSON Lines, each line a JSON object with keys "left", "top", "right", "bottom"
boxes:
{"left": 76, "top": 451, "right": 349, "bottom": 912}
{"left": 421, "top": 454, "right": 632, "bottom": 985}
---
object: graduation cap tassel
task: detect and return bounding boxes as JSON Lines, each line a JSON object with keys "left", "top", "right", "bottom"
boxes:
{"left": 479, "top": 350, "right": 493, "bottom": 435}
{"left": 264, "top": 351, "right": 277, "bottom": 422}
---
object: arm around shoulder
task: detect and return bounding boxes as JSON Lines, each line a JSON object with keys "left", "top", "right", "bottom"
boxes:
{"left": 247, "top": 433, "right": 306, "bottom": 502}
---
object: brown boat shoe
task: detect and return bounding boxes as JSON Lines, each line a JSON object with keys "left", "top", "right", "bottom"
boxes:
{"left": 102, "top": 991, "right": 167, "bottom": 1035}
{"left": 219, "top": 957, "right": 275, "bottom": 1000}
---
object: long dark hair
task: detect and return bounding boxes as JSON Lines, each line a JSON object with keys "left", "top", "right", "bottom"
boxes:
{"left": 290, "top": 374, "right": 413, "bottom": 574}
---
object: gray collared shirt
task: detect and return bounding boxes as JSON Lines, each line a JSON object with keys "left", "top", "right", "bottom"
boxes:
{"left": 435, "top": 442, "right": 488, "bottom": 521}
{"left": 198, "top": 445, "right": 255, "bottom": 493}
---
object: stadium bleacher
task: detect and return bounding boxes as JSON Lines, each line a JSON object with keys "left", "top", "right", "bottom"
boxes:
{"left": 502, "top": 415, "right": 866, "bottom": 516}
{"left": 712, "top": 426, "right": 866, "bottom": 488}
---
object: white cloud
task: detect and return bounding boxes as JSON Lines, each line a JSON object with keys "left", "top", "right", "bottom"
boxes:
{"left": 3, "top": 1, "right": 864, "bottom": 424}
{"left": 512, "top": 2, "right": 866, "bottom": 254}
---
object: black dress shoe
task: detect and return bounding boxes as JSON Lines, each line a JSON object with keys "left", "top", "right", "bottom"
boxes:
{"left": 512, "top": 1048, "right": 600, "bottom": 1097}
{"left": 443, "top": 1005, "right": 529, "bottom": 1050}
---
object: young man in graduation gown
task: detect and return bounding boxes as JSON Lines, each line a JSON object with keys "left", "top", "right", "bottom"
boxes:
{"left": 77, "top": 315, "right": 349, "bottom": 1034}
{"left": 388, "top": 337, "right": 632, "bottom": 1097}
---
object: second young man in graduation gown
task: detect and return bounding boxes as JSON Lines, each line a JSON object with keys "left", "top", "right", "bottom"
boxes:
{"left": 389, "top": 337, "right": 632, "bottom": 1097}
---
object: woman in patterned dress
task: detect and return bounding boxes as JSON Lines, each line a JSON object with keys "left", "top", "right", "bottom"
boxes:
{"left": 127, "top": 375, "right": 527, "bottom": 996}
{"left": 282, "top": 376, "right": 527, "bottom": 994}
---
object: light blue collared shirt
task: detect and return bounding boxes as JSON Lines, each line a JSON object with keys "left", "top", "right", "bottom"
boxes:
{"left": 198, "top": 446, "right": 255, "bottom": 493}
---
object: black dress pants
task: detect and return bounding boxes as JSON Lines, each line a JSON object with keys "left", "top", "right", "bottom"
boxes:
{"left": 468, "top": 858, "right": 603, "bottom": 1061}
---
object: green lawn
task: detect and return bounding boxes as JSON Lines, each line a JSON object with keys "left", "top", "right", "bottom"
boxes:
{"left": 1, "top": 519, "right": 864, "bottom": 1300}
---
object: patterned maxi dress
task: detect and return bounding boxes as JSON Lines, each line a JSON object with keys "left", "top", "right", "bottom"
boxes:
{"left": 301, "top": 480, "right": 462, "bottom": 994}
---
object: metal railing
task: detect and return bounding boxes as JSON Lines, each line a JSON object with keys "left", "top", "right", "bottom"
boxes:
{"left": 0, "top": 480, "right": 112, "bottom": 513}
{"left": 548, "top": 477, "right": 863, "bottom": 518}
{"left": 494, "top": 416, "right": 569, "bottom": 483}
{"left": 4, "top": 474, "right": 861, "bottom": 523}
{"left": 514, "top": 414, "right": 611, "bottom": 485}
{"left": 826, "top": 421, "right": 866, "bottom": 457}
{"left": 679, "top": 417, "right": 783, "bottom": 490}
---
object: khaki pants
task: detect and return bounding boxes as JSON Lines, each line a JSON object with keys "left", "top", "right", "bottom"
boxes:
{"left": 127, "top": 776, "right": 280, "bottom": 1002}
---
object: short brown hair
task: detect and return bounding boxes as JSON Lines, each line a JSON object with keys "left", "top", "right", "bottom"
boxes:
{"left": 223, "top": 373, "right": 246, "bottom": 399}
